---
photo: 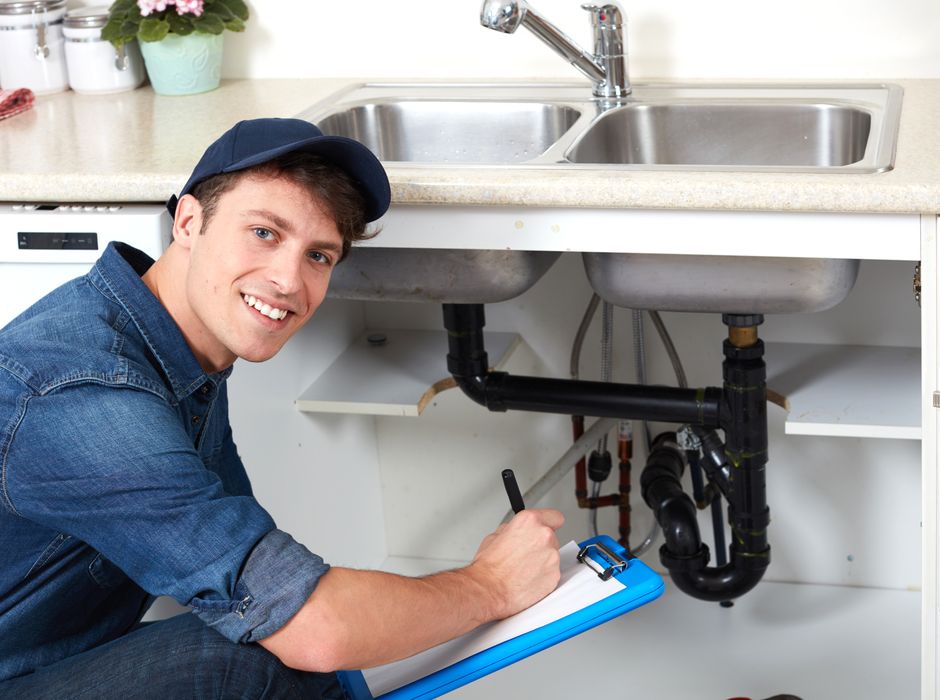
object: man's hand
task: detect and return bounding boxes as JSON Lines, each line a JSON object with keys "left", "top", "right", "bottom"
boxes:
{"left": 260, "top": 507, "right": 565, "bottom": 672}
{"left": 466, "top": 508, "right": 565, "bottom": 620}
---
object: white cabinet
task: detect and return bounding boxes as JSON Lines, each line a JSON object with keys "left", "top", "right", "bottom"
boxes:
{"left": 231, "top": 207, "right": 935, "bottom": 699}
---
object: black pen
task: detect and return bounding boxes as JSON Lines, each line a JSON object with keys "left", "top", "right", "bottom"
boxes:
{"left": 502, "top": 468, "right": 526, "bottom": 514}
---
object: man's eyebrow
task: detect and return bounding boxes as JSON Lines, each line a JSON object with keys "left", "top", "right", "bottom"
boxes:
{"left": 244, "top": 209, "right": 293, "bottom": 231}
{"left": 244, "top": 208, "right": 343, "bottom": 255}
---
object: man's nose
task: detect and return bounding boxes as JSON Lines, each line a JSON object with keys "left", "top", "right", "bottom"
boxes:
{"left": 268, "top": 249, "right": 304, "bottom": 295}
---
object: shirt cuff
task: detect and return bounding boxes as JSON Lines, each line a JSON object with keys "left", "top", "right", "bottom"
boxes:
{"left": 191, "top": 528, "right": 329, "bottom": 643}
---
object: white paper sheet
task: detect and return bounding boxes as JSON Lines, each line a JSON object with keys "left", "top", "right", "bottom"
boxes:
{"left": 362, "top": 540, "right": 626, "bottom": 697}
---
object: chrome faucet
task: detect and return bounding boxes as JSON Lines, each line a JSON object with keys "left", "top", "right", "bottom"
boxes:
{"left": 480, "top": 0, "right": 630, "bottom": 100}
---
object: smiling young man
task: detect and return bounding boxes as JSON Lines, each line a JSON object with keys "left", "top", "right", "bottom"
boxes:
{"left": 0, "top": 119, "right": 564, "bottom": 698}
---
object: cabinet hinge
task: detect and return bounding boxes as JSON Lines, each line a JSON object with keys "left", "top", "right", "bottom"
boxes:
{"left": 934, "top": 391, "right": 940, "bottom": 409}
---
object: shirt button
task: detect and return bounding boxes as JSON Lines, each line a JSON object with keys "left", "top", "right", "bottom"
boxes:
{"left": 200, "top": 383, "right": 211, "bottom": 396}
{"left": 192, "top": 415, "right": 201, "bottom": 425}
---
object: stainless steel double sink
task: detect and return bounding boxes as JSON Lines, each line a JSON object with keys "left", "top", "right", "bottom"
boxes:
{"left": 297, "top": 82, "right": 903, "bottom": 312}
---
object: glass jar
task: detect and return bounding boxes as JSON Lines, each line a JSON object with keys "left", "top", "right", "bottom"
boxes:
{"left": 0, "top": 0, "right": 68, "bottom": 94}
{"left": 63, "top": 6, "right": 145, "bottom": 94}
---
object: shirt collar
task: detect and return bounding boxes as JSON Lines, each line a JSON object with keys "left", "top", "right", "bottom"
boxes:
{"left": 88, "top": 242, "right": 232, "bottom": 399}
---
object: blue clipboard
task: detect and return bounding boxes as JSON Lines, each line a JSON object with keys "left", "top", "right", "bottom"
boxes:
{"left": 337, "top": 535, "right": 664, "bottom": 700}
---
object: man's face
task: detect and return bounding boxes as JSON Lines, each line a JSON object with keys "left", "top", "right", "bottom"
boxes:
{"left": 175, "top": 172, "right": 344, "bottom": 372}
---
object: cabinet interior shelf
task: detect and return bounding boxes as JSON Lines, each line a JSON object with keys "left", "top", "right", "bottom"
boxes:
{"left": 296, "top": 329, "right": 521, "bottom": 417}
{"left": 766, "top": 341, "right": 920, "bottom": 440}
{"left": 297, "top": 336, "right": 920, "bottom": 439}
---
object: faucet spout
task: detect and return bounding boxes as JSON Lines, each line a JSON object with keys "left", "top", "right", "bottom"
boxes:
{"left": 480, "top": 0, "right": 630, "bottom": 99}
{"left": 480, "top": 0, "right": 527, "bottom": 33}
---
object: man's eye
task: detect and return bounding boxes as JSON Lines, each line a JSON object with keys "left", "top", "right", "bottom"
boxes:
{"left": 307, "top": 251, "right": 329, "bottom": 265}
{"left": 254, "top": 228, "right": 274, "bottom": 240}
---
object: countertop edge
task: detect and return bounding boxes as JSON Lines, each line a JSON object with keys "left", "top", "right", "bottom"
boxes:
{"left": 3, "top": 78, "right": 939, "bottom": 215}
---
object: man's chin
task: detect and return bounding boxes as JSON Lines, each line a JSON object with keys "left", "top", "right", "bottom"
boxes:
{"left": 236, "top": 346, "right": 283, "bottom": 364}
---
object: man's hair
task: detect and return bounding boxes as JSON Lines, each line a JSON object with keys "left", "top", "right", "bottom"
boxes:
{"left": 189, "top": 150, "right": 378, "bottom": 260}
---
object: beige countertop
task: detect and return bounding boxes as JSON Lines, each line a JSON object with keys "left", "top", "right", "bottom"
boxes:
{"left": 3, "top": 78, "right": 940, "bottom": 214}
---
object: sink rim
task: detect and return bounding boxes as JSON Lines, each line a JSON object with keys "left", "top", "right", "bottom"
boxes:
{"left": 296, "top": 81, "right": 903, "bottom": 174}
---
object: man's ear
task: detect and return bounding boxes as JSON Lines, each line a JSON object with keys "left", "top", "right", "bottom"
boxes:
{"left": 172, "top": 194, "right": 203, "bottom": 250}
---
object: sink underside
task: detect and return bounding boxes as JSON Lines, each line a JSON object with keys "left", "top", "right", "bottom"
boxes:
{"left": 582, "top": 253, "right": 861, "bottom": 314}
{"left": 328, "top": 248, "right": 561, "bottom": 303}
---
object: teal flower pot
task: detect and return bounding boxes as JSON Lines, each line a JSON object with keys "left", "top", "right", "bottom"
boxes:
{"left": 139, "top": 32, "right": 223, "bottom": 96}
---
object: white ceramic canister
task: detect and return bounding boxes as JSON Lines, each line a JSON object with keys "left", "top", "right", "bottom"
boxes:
{"left": 0, "top": 0, "right": 68, "bottom": 94}
{"left": 63, "top": 6, "right": 145, "bottom": 94}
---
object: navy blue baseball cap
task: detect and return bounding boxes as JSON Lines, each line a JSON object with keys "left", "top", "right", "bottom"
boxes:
{"left": 167, "top": 117, "right": 391, "bottom": 222}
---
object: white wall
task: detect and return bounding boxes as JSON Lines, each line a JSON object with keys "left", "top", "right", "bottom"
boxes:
{"left": 220, "top": 0, "right": 940, "bottom": 81}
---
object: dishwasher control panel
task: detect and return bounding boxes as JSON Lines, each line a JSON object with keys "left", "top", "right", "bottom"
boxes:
{"left": 0, "top": 203, "right": 172, "bottom": 264}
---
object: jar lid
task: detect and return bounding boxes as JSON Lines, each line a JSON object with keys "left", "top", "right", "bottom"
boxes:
{"left": 0, "top": 0, "right": 67, "bottom": 15}
{"left": 64, "top": 5, "right": 111, "bottom": 28}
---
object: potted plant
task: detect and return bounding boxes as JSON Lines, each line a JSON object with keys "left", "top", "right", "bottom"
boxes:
{"left": 102, "top": 0, "right": 249, "bottom": 95}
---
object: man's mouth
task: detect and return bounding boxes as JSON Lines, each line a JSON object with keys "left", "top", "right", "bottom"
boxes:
{"left": 242, "top": 294, "right": 289, "bottom": 321}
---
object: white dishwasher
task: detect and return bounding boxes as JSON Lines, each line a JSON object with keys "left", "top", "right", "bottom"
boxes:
{"left": 0, "top": 202, "right": 172, "bottom": 329}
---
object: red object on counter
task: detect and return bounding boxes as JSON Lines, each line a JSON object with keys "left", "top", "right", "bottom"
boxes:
{"left": 0, "top": 88, "right": 35, "bottom": 121}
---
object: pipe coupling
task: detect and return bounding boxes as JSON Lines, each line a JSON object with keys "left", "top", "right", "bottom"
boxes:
{"left": 659, "top": 543, "right": 709, "bottom": 572}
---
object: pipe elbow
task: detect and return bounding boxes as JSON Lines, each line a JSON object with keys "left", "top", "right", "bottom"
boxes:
{"left": 655, "top": 494, "right": 701, "bottom": 556}
{"left": 453, "top": 373, "right": 489, "bottom": 407}
{"left": 669, "top": 562, "right": 767, "bottom": 602}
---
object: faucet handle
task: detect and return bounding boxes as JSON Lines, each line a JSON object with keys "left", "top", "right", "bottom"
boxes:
{"left": 580, "top": 3, "right": 624, "bottom": 28}
{"left": 581, "top": 2, "right": 629, "bottom": 99}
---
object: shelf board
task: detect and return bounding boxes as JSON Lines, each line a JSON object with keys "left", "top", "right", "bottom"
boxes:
{"left": 766, "top": 341, "right": 920, "bottom": 440}
{"left": 380, "top": 554, "right": 919, "bottom": 700}
{"left": 298, "top": 337, "right": 920, "bottom": 432}
{"left": 296, "top": 329, "right": 521, "bottom": 417}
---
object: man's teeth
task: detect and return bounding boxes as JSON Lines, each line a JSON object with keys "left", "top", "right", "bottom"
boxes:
{"left": 243, "top": 294, "right": 288, "bottom": 320}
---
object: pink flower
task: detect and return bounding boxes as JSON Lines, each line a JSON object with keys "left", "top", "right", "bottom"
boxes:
{"left": 137, "top": 0, "right": 173, "bottom": 16}
{"left": 175, "top": 0, "right": 204, "bottom": 16}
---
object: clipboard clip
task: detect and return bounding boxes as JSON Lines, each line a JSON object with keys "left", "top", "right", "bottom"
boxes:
{"left": 577, "top": 541, "right": 628, "bottom": 581}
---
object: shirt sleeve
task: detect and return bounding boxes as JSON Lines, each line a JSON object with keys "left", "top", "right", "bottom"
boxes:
{"left": 4, "top": 382, "right": 329, "bottom": 643}
{"left": 192, "top": 528, "right": 330, "bottom": 643}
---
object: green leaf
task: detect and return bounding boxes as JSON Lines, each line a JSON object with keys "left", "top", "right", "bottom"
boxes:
{"left": 119, "top": 19, "right": 139, "bottom": 35}
{"left": 210, "top": 3, "right": 234, "bottom": 21}
{"left": 222, "top": 16, "right": 245, "bottom": 32}
{"left": 218, "top": 0, "right": 249, "bottom": 22}
{"left": 193, "top": 12, "right": 225, "bottom": 35}
{"left": 166, "top": 13, "right": 194, "bottom": 35}
{"left": 108, "top": 0, "right": 135, "bottom": 13}
{"left": 138, "top": 17, "right": 170, "bottom": 42}
{"left": 100, "top": 16, "right": 125, "bottom": 46}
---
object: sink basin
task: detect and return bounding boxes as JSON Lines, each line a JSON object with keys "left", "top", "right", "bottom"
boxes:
{"left": 298, "top": 82, "right": 898, "bottom": 308}
{"left": 315, "top": 101, "right": 581, "bottom": 164}
{"left": 566, "top": 103, "right": 871, "bottom": 168}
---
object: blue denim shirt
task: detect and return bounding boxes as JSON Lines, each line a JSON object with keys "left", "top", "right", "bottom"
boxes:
{"left": 0, "top": 243, "right": 329, "bottom": 682}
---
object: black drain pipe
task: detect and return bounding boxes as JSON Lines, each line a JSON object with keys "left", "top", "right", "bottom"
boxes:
{"left": 443, "top": 303, "right": 770, "bottom": 602}
{"left": 443, "top": 304, "right": 722, "bottom": 427}
{"left": 641, "top": 314, "right": 771, "bottom": 601}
